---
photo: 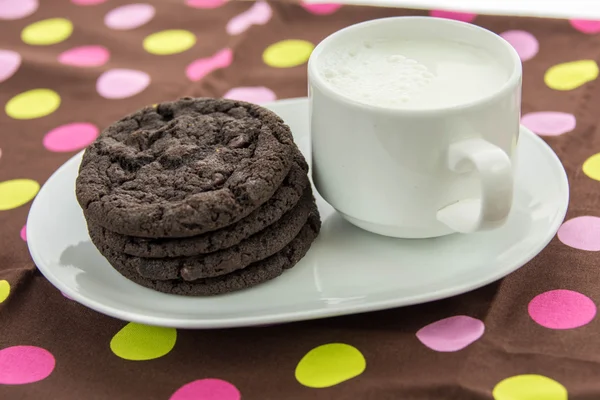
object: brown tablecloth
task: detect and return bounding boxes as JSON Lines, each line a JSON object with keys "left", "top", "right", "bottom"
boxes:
{"left": 1, "top": 1, "right": 600, "bottom": 399}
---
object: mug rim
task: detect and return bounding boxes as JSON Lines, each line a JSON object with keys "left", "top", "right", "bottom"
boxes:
{"left": 307, "top": 16, "right": 522, "bottom": 116}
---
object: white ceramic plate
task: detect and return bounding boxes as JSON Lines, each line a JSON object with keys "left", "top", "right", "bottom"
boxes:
{"left": 27, "top": 98, "right": 569, "bottom": 329}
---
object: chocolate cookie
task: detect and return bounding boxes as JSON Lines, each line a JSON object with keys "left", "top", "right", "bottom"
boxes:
{"left": 89, "top": 190, "right": 316, "bottom": 280}
{"left": 98, "top": 214, "right": 321, "bottom": 296}
{"left": 91, "top": 157, "right": 310, "bottom": 258}
{"left": 76, "top": 97, "right": 296, "bottom": 238}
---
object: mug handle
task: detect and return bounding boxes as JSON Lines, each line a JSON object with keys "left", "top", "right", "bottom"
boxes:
{"left": 436, "top": 138, "right": 513, "bottom": 233}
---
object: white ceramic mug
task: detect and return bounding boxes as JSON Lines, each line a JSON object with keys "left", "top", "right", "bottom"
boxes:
{"left": 308, "top": 16, "right": 522, "bottom": 239}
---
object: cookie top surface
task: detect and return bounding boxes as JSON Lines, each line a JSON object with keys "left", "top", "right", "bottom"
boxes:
{"left": 76, "top": 97, "right": 296, "bottom": 238}
{"left": 92, "top": 152, "right": 309, "bottom": 258}
{"left": 88, "top": 189, "right": 316, "bottom": 281}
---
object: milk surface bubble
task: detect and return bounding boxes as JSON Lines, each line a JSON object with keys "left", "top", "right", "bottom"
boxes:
{"left": 317, "top": 39, "right": 509, "bottom": 109}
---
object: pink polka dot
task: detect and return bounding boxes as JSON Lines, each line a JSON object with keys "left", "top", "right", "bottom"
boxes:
{"left": 105, "top": 4, "right": 155, "bottom": 30}
{"left": 0, "top": 0, "right": 38, "bottom": 20}
{"left": 500, "top": 30, "right": 539, "bottom": 62}
{"left": 300, "top": 2, "right": 342, "bottom": 15}
{"left": 557, "top": 216, "right": 600, "bottom": 251}
{"left": 570, "top": 19, "right": 600, "bottom": 34}
{"left": 226, "top": 1, "right": 272, "bottom": 35}
{"left": 43, "top": 122, "right": 99, "bottom": 152}
{"left": 0, "top": 346, "right": 55, "bottom": 384}
{"left": 58, "top": 46, "right": 110, "bottom": 67}
{"left": 224, "top": 86, "right": 276, "bottom": 104}
{"left": 72, "top": 0, "right": 106, "bottom": 4}
{"left": 170, "top": 379, "right": 241, "bottom": 400}
{"left": 529, "top": 289, "right": 596, "bottom": 329}
{"left": 521, "top": 111, "right": 576, "bottom": 136}
{"left": 429, "top": 10, "right": 477, "bottom": 23}
{"left": 416, "top": 315, "right": 484, "bottom": 352}
{"left": 20, "top": 225, "right": 26, "bottom": 241}
{"left": 97, "top": 69, "right": 150, "bottom": 99}
{"left": 186, "top": 0, "right": 227, "bottom": 9}
{"left": 0, "top": 50, "right": 21, "bottom": 83}
{"left": 186, "top": 48, "right": 233, "bottom": 81}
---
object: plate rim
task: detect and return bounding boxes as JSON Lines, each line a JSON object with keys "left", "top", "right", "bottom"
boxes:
{"left": 27, "top": 97, "right": 570, "bottom": 329}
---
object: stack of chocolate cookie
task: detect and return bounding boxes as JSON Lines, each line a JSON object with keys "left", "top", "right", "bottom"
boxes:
{"left": 75, "top": 97, "right": 320, "bottom": 296}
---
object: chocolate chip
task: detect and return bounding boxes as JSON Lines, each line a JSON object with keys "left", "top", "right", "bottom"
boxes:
{"left": 180, "top": 267, "right": 193, "bottom": 281}
{"left": 156, "top": 104, "right": 174, "bottom": 121}
{"left": 212, "top": 172, "right": 226, "bottom": 186}
{"left": 229, "top": 135, "right": 250, "bottom": 148}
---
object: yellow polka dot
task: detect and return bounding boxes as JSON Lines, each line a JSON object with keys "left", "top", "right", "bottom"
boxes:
{"left": 21, "top": 18, "right": 73, "bottom": 46}
{"left": 583, "top": 153, "right": 600, "bottom": 181}
{"left": 263, "top": 39, "right": 314, "bottom": 68}
{"left": 143, "top": 30, "right": 196, "bottom": 55}
{"left": 493, "top": 374, "right": 567, "bottom": 400}
{"left": 545, "top": 60, "right": 599, "bottom": 91}
{"left": 0, "top": 179, "right": 40, "bottom": 211}
{"left": 110, "top": 322, "right": 177, "bottom": 361}
{"left": 295, "top": 343, "right": 366, "bottom": 388}
{"left": 0, "top": 280, "right": 10, "bottom": 303}
{"left": 6, "top": 89, "right": 61, "bottom": 120}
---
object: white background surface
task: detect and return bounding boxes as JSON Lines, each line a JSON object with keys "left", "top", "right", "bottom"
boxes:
{"left": 305, "top": 0, "right": 600, "bottom": 19}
